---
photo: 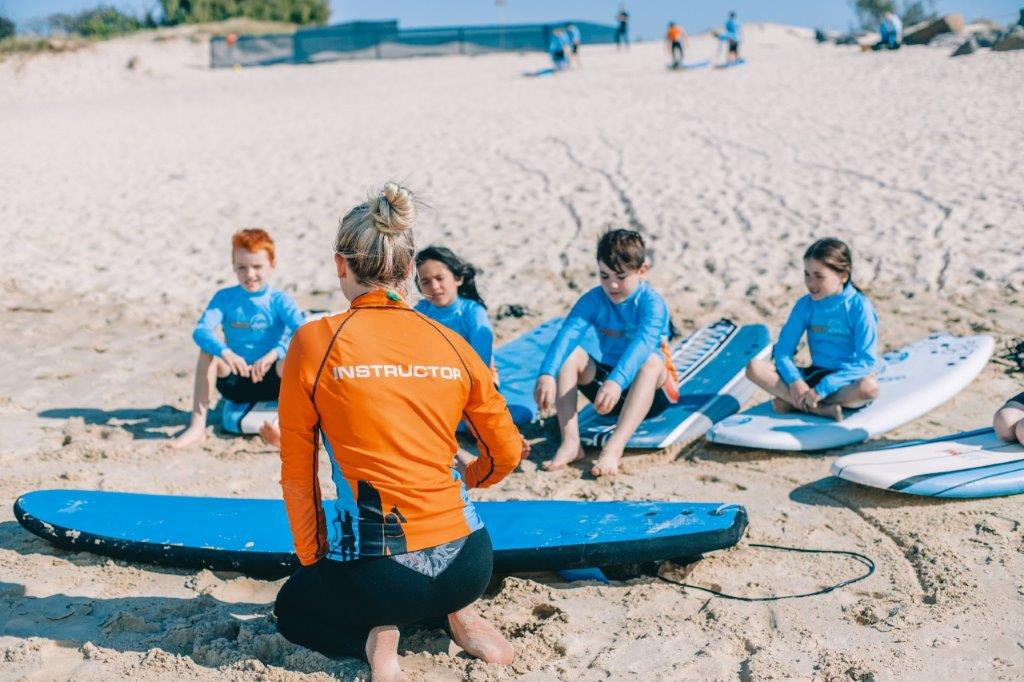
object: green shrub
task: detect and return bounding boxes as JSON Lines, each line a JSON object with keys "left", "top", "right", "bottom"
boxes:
{"left": 0, "top": 15, "right": 15, "bottom": 41}
{"left": 48, "top": 6, "right": 142, "bottom": 38}
{"left": 160, "top": 0, "right": 329, "bottom": 26}
{"left": 850, "top": 0, "right": 937, "bottom": 29}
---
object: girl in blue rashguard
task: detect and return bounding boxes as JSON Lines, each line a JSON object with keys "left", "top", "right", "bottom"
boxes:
{"left": 414, "top": 246, "right": 494, "bottom": 368}
{"left": 745, "top": 238, "right": 880, "bottom": 421}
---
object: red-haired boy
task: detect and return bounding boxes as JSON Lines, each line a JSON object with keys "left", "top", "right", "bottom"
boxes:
{"left": 170, "top": 229, "right": 304, "bottom": 448}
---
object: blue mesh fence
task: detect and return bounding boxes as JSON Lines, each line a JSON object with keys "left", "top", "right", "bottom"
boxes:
{"left": 210, "top": 19, "right": 617, "bottom": 68}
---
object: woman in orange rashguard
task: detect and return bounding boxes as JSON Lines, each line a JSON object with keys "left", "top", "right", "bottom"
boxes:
{"left": 273, "top": 183, "right": 523, "bottom": 680}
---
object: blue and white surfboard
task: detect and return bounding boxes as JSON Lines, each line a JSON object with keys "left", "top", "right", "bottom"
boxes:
{"left": 831, "top": 428, "right": 1024, "bottom": 498}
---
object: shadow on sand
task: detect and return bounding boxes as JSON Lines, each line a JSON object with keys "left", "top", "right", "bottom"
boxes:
{"left": 36, "top": 405, "right": 232, "bottom": 441}
{"left": 789, "top": 475, "right": 954, "bottom": 511}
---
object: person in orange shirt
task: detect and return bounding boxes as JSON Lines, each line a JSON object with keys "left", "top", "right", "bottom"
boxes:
{"left": 273, "top": 182, "right": 522, "bottom": 680}
{"left": 666, "top": 22, "right": 688, "bottom": 68}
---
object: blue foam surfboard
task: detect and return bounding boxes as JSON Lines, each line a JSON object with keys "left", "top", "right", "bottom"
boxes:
{"left": 715, "top": 58, "right": 747, "bottom": 68}
{"left": 667, "top": 59, "right": 710, "bottom": 71}
{"left": 14, "top": 490, "right": 748, "bottom": 577}
{"left": 578, "top": 320, "right": 771, "bottom": 450}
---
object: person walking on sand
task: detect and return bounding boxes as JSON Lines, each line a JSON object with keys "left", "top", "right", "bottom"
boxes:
{"left": 716, "top": 11, "right": 742, "bottom": 64}
{"left": 549, "top": 27, "right": 570, "bottom": 71}
{"left": 666, "top": 21, "right": 688, "bottom": 68}
{"left": 273, "top": 182, "right": 523, "bottom": 681}
{"left": 615, "top": 8, "right": 630, "bottom": 50}
{"left": 566, "top": 23, "right": 582, "bottom": 67}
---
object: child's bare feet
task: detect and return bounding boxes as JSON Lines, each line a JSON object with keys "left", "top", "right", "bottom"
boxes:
{"left": 591, "top": 448, "right": 623, "bottom": 477}
{"left": 365, "top": 626, "right": 406, "bottom": 682}
{"left": 448, "top": 607, "right": 514, "bottom": 664}
{"left": 771, "top": 398, "right": 795, "bottom": 414}
{"left": 808, "top": 403, "right": 844, "bottom": 421}
{"left": 542, "top": 441, "right": 584, "bottom": 471}
{"left": 259, "top": 420, "right": 281, "bottom": 447}
{"left": 169, "top": 422, "right": 206, "bottom": 449}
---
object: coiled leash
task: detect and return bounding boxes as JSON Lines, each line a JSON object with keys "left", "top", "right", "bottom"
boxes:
{"left": 657, "top": 503, "right": 876, "bottom": 602}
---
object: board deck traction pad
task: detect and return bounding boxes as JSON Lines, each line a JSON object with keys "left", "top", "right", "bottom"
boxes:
{"left": 579, "top": 319, "right": 770, "bottom": 449}
{"left": 14, "top": 490, "right": 748, "bottom": 578}
{"left": 831, "top": 428, "right": 1024, "bottom": 498}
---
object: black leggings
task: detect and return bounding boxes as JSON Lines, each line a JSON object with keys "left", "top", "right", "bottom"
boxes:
{"left": 274, "top": 528, "right": 493, "bottom": 660}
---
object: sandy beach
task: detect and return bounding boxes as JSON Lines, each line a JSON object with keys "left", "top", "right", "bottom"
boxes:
{"left": 2, "top": 23, "right": 1024, "bottom": 680}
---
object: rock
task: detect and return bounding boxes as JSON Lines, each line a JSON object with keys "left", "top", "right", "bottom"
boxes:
{"left": 815, "top": 28, "right": 827, "bottom": 43}
{"left": 903, "top": 13, "right": 966, "bottom": 45}
{"left": 993, "top": 27, "right": 1024, "bottom": 51}
{"left": 973, "top": 29, "right": 1000, "bottom": 48}
{"left": 929, "top": 33, "right": 964, "bottom": 48}
{"left": 950, "top": 37, "right": 978, "bottom": 56}
{"left": 835, "top": 33, "right": 859, "bottom": 46}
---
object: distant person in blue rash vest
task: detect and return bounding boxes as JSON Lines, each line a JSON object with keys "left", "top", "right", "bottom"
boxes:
{"left": 615, "top": 8, "right": 630, "bottom": 50}
{"left": 994, "top": 393, "right": 1024, "bottom": 445}
{"left": 875, "top": 11, "right": 903, "bottom": 50}
{"left": 534, "top": 229, "right": 680, "bottom": 477}
{"left": 745, "top": 238, "right": 880, "bottom": 421}
{"left": 549, "top": 27, "right": 570, "bottom": 70}
{"left": 415, "top": 245, "right": 494, "bottom": 370}
{"left": 566, "top": 23, "right": 582, "bottom": 67}
{"left": 716, "top": 11, "right": 742, "bottom": 64}
{"left": 170, "top": 228, "right": 305, "bottom": 448}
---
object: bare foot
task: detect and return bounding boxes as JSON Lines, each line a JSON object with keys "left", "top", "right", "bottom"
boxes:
{"left": 259, "top": 420, "right": 281, "bottom": 447}
{"left": 169, "top": 423, "right": 206, "bottom": 449}
{"left": 448, "top": 607, "right": 514, "bottom": 665}
{"left": 542, "top": 441, "right": 584, "bottom": 471}
{"left": 365, "top": 626, "right": 406, "bottom": 682}
{"left": 809, "top": 404, "right": 844, "bottom": 421}
{"left": 771, "top": 398, "right": 795, "bottom": 414}
{"left": 591, "top": 448, "right": 623, "bottom": 477}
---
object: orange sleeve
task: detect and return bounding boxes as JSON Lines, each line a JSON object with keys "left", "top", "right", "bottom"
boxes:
{"left": 461, "top": 350, "right": 523, "bottom": 489}
{"left": 278, "top": 323, "right": 328, "bottom": 566}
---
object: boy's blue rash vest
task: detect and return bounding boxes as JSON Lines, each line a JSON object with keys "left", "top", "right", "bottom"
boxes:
{"left": 773, "top": 283, "right": 879, "bottom": 398}
{"left": 724, "top": 18, "right": 740, "bottom": 41}
{"left": 414, "top": 296, "right": 494, "bottom": 366}
{"left": 192, "top": 285, "right": 306, "bottom": 364}
{"left": 540, "top": 282, "right": 671, "bottom": 390}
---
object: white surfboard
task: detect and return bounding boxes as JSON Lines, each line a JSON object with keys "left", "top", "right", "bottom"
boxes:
{"left": 831, "top": 429, "right": 1024, "bottom": 498}
{"left": 705, "top": 333, "right": 994, "bottom": 451}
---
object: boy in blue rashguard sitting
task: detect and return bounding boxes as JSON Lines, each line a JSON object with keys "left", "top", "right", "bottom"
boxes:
{"left": 170, "top": 229, "right": 305, "bottom": 448}
{"left": 534, "top": 229, "right": 678, "bottom": 476}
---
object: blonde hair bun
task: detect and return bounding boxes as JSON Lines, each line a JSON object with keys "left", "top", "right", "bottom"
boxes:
{"left": 371, "top": 182, "right": 416, "bottom": 236}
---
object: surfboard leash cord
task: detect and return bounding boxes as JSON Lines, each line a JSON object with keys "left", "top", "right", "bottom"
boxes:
{"left": 657, "top": 542, "right": 876, "bottom": 602}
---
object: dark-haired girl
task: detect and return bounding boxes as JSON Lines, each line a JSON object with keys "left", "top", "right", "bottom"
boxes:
{"left": 415, "top": 246, "right": 494, "bottom": 367}
{"left": 745, "top": 238, "right": 880, "bottom": 421}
